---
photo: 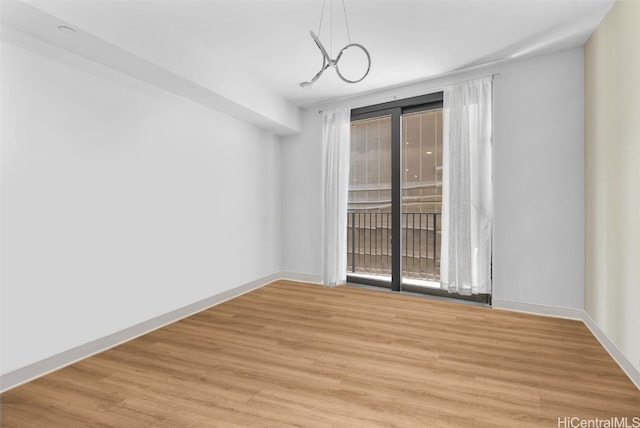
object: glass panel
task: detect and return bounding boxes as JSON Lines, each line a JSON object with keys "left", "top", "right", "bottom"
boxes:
{"left": 401, "top": 109, "right": 443, "bottom": 288}
{"left": 347, "top": 116, "right": 392, "bottom": 281}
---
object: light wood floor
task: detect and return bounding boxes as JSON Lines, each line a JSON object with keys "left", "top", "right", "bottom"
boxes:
{"left": 2, "top": 280, "right": 639, "bottom": 427}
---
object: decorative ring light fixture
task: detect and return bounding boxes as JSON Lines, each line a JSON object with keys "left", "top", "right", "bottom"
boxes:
{"left": 300, "top": 0, "right": 371, "bottom": 87}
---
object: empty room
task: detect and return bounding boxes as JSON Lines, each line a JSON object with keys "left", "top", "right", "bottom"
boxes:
{"left": 1, "top": 0, "right": 639, "bottom": 426}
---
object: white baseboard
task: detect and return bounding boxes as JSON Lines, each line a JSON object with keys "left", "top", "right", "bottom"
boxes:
{"left": 278, "top": 271, "right": 322, "bottom": 285}
{"left": 582, "top": 312, "right": 640, "bottom": 390}
{"left": 0, "top": 272, "right": 324, "bottom": 393}
{"left": 493, "top": 298, "right": 640, "bottom": 390}
{"left": 492, "top": 298, "right": 584, "bottom": 320}
{"left": 0, "top": 272, "right": 284, "bottom": 393}
{"left": 4, "top": 276, "right": 637, "bottom": 394}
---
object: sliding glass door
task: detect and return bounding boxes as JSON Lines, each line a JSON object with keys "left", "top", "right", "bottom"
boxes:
{"left": 346, "top": 93, "right": 488, "bottom": 303}
{"left": 347, "top": 94, "right": 442, "bottom": 292}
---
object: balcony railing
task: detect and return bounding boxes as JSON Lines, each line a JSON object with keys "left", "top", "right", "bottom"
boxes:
{"left": 347, "top": 212, "right": 441, "bottom": 282}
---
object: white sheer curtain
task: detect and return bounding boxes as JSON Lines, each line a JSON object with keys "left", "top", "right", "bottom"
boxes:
{"left": 441, "top": 77, "right": 493, "bottom": 295}
{"left": 321, "top": 108, "right": 351, "bottom": 286}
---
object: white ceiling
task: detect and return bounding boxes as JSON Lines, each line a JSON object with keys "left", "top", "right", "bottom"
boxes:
{"left": 23, "top": 0, "right": 612, "bottom": 107}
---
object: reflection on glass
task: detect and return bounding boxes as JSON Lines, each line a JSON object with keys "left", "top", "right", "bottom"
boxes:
{"left": 402, "top": 110, "right": 443, "bottom": 286}
{"left": 347, "top": 116, "right": 392, "bottom": 280}
{"left": 346, "top": 109, "right": 443, "bottom": 287}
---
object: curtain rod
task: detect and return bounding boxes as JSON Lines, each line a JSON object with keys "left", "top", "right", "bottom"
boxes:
{"left": 317, "top": 73, "right": 500, "bottom": 114}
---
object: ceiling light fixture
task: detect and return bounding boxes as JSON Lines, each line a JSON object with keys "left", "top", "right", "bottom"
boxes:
{"left": 300, "top": 0, "right": 371, "bottom": 87}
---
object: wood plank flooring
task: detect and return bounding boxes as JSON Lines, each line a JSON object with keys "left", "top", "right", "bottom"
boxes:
{"left": 2, "top": 280, "right": 639, "bottom": 427}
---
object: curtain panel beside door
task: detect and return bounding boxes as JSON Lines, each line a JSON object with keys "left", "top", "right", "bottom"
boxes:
{"left": 321, "top": 108, "right": 351, "bottom": 286}
{"left": 441, "top": 77, "right": 493, "bottom": 295}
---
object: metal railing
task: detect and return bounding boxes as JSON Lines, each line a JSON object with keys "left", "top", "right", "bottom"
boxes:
{"left": 347, "top": 212, "right": 441, "bottom": 281}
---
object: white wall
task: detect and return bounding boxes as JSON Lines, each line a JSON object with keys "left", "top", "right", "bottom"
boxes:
{"left": 282, "top": 48, "right": 585, "bottom": 310}
{"left": 493, "top": 49, "right": 584, "bottom": 309}
{"left": 1, "top": 38, "right": 282, "bottom": 375}
{"left": 585, "top": 0, "right": 640, "bottom": 374}
{"left": 281, "top": 107, "right": 323, "bottom": 277}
